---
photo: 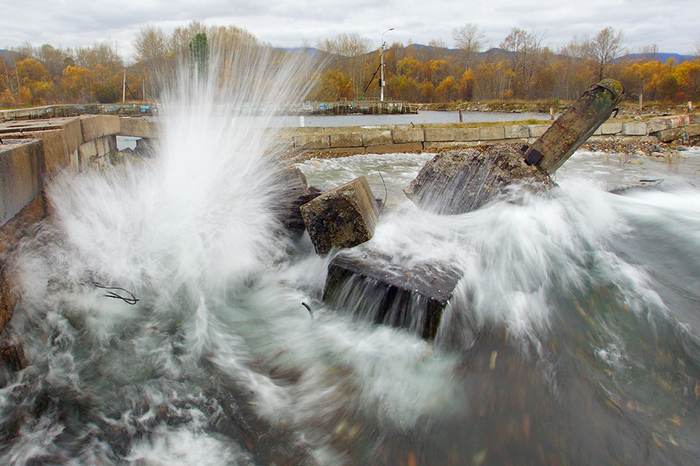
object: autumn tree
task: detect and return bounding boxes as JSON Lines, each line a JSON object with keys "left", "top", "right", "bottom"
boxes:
{"left": 583, "top": 27, "right": 626, "bottom": 80}
{"left": 453, "top": 23, "right": 486, "bottom": 72}
{"left": 316, "top": 33, "right": 372, "bottom": 99}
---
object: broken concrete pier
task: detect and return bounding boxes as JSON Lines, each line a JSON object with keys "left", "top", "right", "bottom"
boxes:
{"left": 322, "top": 80, "right": 625, "bottom": 340}
{"left": 524, "top": 79, "right": 624, "bottom": 173}
{"left": 324, "top": 253, "right": 462, "bottom": 339}
{"left": 404, "top": 145, "right": 553, "bottom": 215}
{"left": 300, "top": 176, "right": 378, "bottom": 255}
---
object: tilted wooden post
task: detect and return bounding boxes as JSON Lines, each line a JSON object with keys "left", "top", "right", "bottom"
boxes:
{"left": 524, "top": 79, "right": 624, "bottom": 174}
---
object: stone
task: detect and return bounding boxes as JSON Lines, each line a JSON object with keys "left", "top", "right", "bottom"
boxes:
{"left": 362, "top": 130, "right": 392, "bottom": 147}
{"left": 330, "top": 132, "right": 363, "bottom": 148}
{"left": 622, "top": 122, "right": 647, "bottom": 136}
{"left": 478, "top": 126, "right": 505, "bottom": 141}
{"left": 392, "top": 127, "right": 424, "bottom": 144}
{"left": 504, "top": 125, "right": 529, "bottom": 139}
{"left": 300, "top": 176, "right": 378, "bottom": 255}
{"left": 652, "top": 124, "right": 700, "bottom": 143}
{"left": 119, "top": 117, "right": 159, "bottom": 138}
{"left": 293, "top": 133, "right": 330, "bottom": 150}
{"left": 80, "top": 115, "right": 120, "bottom": 142}
{"left": 323, "top": 253, "right": 462, "bottom": 339}
{"left": 424, "top": 127, "right": 455, "bottom": 142}
{"left": 275, "top": 164, "right": 321, "bottom": 236}
{"left": 404, "top": 146, "right": 552, "bottom": 215}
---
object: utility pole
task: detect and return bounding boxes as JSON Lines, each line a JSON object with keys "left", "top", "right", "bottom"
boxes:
{"left": 122, "top": 69, "right": 126, "bottom": 103}
{"left": 380, "top": 28, "right": 394, "bottom": 102}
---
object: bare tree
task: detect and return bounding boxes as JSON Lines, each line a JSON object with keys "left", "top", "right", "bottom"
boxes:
{"left": 583, "top": 27, "right": 626, "bottom": 80}
{"left": 640, "top": 43, "right": 659, "bottom": 61}
{"left": 133, "top": 25, "right": 169, "bottom": 68}
{"left": 452, "top": 23, "right": 486, "bottom": 71}
{"left": 499, "top": 28, "right": 546, "bottom": 98}
{"left": 693, "top": 37, "right": 700, "bottom": 59}
{"left": 316, "top": 33, "right": 372, "bottom": 99}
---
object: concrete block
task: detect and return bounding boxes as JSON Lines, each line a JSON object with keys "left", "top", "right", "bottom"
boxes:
{"left": 504, "top": 125, "right": 529, "bottom": 139}
{"left": 404, "top": 146, "right": 551, "bottom": 215}
{"left": 0, "top": 139, "right": 44, "bottom": 226}
{"left": 366, "top": 142, "right": 423, "bottom": 154}
{"left": 529, "top": 125, "right": 550, "bottom": 138}
{"left": 424, "top": 127, "right": 455, "bottom": 142}
{"left": 80, "top": 115, "right": 120, "bottom": 142}
{"left": 362, "top": 130, "right": 392, "bottom": 146}
{"left": 392, "top": 128, "right": 424, "bottom": 144}
{"left": 646, "top": 118, "right": 671, "bottom": 133}
{"left": 300, "top": 176, "right": 378, "bottom": 255}
{"left": 119, "top": 117, "right": 159, "bottom": 138}
{"left": 652, "top": 124, "right": 700, "bottom": 142}
{"left": 478, "top": 126, "right": 505, "bottom": 140}
{"left": 622, "top": 122, "right": 648, "bottom": 136}
{"left": 294, "top": 133, "right": 330, "bottom": 150}
{"left": 424, "top": 141, "right": 482, "bottom": 150}
{"left": 598, "top": 122, "right": 623, "bottom": 135}
{"left": 323, "top": 253, "right": 463, "bottom": 339}
{"left": 330, "top": 132, "right": 363, "bottom": 148}
{"left": 454, "top": 127, "right": 480, "bottom": 141}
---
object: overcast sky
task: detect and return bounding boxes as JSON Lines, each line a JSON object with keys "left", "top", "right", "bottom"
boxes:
{"left": 2, "top": 0, "right": 698, "bottom": 60}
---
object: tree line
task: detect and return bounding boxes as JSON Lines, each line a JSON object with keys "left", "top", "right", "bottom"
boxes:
{"left": 2, "top": 22, "right": 699, "bottom": 109}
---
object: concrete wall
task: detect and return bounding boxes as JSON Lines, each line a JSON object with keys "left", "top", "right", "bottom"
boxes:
{"left": 288, "top": 114, "right": 699, "bottom": 155}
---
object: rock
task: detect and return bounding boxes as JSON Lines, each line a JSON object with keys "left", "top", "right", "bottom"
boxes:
{"left": 300, "top": 176, "right": 378, "bottom": 255}
{"left": 323, "top": 252, "right": 462, "bottom": 339}
{"left": 404, "top": 146, "right": 552, "bottom": 215}
{"left": 274, "top": 164, "right": 321, "bottom": 237}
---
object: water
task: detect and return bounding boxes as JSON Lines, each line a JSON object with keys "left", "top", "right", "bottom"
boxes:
{"left": 2, "top": 45, "right": 700, "bottom": 465}
{"left": 256, "top": 111, "right": 552, "bottom": 128}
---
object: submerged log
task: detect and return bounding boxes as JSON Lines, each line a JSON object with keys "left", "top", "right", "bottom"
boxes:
{"left": 323, "top": 253, "right": 462, "bottom": 339}
{"left": 300, "top": 176, "right": 378, "bottom": 255}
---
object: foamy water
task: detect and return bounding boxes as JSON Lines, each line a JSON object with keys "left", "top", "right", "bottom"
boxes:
{"left": 2, "top": 42, "right": 700, "bottom": 464}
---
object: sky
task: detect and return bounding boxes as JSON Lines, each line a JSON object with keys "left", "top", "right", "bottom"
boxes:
{"left": 2, "top": 0, "right": 698, "bottom": 61}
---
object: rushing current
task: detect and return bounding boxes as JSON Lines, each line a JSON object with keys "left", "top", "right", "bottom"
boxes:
{"left": 2, "top": 45, "right": 700, "bottom": 465}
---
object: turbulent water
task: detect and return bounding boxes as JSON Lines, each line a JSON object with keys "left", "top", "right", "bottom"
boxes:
{"left": 2, "top": 46, "right": 700, "bottom": 465}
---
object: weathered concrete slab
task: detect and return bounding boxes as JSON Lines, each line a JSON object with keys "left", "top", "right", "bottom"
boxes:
{"left": 330, "top": 132, "right": 363, "bottom": 148}
{"left": 652, "top": 124, "right": 700, "bottom": 143}
{"left": 119, "top": 117, "right": 159, "bottom": 138}
{"left": 454, "top": 127, "right": 480, "bottom": 141}
{"left": 80, "top": 115, "right": 120, "bottom": 142}
{"left": 274, "top": 164, "right": 320, "bottom": 236}
{"left": 300, "top": 176, "right": 378, "bottom": 255}
{"left": 324, "top": 253, "right": 462, "bottom": 339}
{"left": 622, "top": 122, "right": 647, "bottom": 136}
{"left": 392, "top": 127, "right": 424, "bottom": 144}
{"left": 595, "top": 122, "right": 623, "bottom": 135}
{"left": 0, "top": 140, "right": 44, "bottom": 227}
{"left": 362, "top": 130, "right": 392, "bottom": 147}
{"left": 504, "top": 125, "right": 529, "bottom": 139}
{"left": 294, "top": 133, "right": 330, "bottom": 150}
{"left": 404, "top": 146, "right": 552, "bottom": 215}
{"left": 478, "top": 126, "right": 505, "bottom": 141}
{"left": 424, "top": 128, "right": 455, "bottom": 142}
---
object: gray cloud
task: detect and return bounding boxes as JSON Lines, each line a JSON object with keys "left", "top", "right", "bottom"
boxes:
{"left": 2, "top": 0, "right": 698, "bottom": 60}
